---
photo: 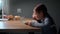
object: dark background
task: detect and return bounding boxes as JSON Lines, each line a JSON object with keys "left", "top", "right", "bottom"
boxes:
{"left": 3, "top": 0, "right": 60, "bottom": 34}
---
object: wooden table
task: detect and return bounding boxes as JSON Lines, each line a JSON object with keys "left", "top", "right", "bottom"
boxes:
{"left": 0, "top": 18, "right": 41, "bottom": 32}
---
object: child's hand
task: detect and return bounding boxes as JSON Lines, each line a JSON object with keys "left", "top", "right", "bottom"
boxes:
{"left": 25, "top": 20, "right": 38, "bottom": 26}
{"left": 25, "top": 21, "right": 31, "bottom": 26}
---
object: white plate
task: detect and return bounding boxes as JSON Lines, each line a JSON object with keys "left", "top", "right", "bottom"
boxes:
{"left": 0, "top": 19, "right": 8, "bottom": 21}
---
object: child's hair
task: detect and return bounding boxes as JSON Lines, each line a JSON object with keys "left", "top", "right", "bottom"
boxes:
{"left": 36, "top": 4, "right": 47, "bottom": 11}
{"left": 35, "top": 4, "right": 47, "bottom": 16}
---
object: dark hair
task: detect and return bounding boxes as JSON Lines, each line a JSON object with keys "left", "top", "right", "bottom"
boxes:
{"left": 35, "top": 4, "right": 47, "bottom": 16}
{"left": 35, "top": 4, "right": 50, "bottom": 18}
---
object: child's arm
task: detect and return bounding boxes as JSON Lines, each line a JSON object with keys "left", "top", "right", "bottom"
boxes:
{"left": 30, "top": 18, "right": 49, "bottom": 27}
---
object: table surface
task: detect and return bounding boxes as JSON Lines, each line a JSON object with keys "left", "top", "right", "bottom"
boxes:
{"left": 0, "top": 21, "right": 39, "bottom": 29}
{"left": 0, "top": 18, "right": 41, "bottom": 32}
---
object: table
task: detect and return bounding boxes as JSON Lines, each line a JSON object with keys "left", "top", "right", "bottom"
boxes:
{"left": 0, "top": 18, "right": 41, "bottom": 32}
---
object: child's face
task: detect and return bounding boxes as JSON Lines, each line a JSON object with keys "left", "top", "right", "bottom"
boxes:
{"left": 32, "top": 11, "right": 44, "bottom": 20}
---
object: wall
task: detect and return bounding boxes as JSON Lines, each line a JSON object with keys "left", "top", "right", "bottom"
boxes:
{"left": 9, "top": 0, "right": 48, "bottom": 18}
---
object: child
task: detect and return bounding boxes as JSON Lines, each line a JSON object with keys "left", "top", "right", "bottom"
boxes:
{"left": 25, "top": 3, "right": 57, "bottom": 34}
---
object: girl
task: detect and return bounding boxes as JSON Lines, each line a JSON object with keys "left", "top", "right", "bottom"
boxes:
{"left": 25, "top": 3, "right": 57, "bottom": 34}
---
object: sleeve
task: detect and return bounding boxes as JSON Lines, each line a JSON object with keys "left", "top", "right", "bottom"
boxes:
{"left": 30, "top": 18, "right": 49, "bottom": 27}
